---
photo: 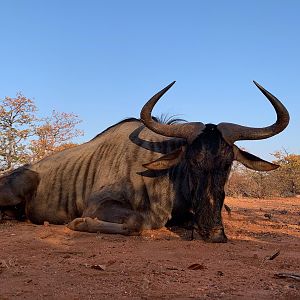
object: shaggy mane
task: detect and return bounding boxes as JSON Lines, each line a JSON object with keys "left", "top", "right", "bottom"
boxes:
{"left": 91, "top": 115, "right": 187, "bottom": 140}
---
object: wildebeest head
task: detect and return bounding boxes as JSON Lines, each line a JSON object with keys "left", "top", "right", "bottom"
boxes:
{"left": 140, "top": 81, "right": 289, "bottom": 242}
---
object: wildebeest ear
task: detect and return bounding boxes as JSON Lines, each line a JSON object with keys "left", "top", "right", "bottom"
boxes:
{"left": 233, "top": 145, "right": 279, "bottom": 171}
{"left": 143, "top": 147, "right": 185, "bottom": 170}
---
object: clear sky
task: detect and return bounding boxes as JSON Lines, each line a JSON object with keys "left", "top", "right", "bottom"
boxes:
{"left": 0, "top": 0, "right": 299, "bottom": 160}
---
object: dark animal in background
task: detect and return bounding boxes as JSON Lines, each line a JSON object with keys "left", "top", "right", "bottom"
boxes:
{"left": 0, "top": 81, "right": 289, "bottom": 242}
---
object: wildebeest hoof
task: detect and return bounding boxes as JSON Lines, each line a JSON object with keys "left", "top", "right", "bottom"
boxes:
{"left": 208, "top": 228, "right": 228, "bottom": 243}
{"left": 67, "top": 217, "right": 89, "bottom": 231}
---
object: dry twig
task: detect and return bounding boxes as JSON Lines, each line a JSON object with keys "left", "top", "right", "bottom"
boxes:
{"left": 224, "top": 204, "right": 231, "bottom": 216}
{"left": 261, "top": 249, "right": 280, "bottom": 266}
{"left": 274, "top": 272, "right": 300, "bottom": 281}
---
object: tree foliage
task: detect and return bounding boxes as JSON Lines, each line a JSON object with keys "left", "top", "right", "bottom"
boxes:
{"left": 0, "top": 93, "right": 37, "bottom": 171}
{"left": 29, "top": 110, "right": 83, "bottom": 162}
{"left": 270, "top": 150, "right": 300, "bottom": 196}
{"left": 226, "top": 150, "right": 300, "bottom": 198}
{"left": 0, "top": 93, "right": 83, "bottom": 173}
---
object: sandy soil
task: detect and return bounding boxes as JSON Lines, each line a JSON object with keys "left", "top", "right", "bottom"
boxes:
{"left": 0, "top": 197, "right": 299, "bottom": 299}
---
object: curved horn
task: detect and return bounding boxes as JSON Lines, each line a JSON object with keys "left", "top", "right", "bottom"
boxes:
{"left": 217, "top": 81, "right": 290, "bottom": 144}
{"left": 140, "top": 82, "right": 205, "bottom": 142}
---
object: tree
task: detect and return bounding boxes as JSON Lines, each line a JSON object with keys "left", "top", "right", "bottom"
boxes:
{"left": 270, "top": 150, "right": 300, "bottom": 196}
{"left": 29, "top": 110, "right": 83, "bottom": 162}
{"left": 226, "top": 162, "right": 263, "bottom": 198}
{"left": 0, "top": 93, "right": 37, "bottom": 172}
{"left": 226, "top": 150, "right": 300, "bottom": 198}
{"left": 0, "top": 94, "right": 84, "bottom": 172}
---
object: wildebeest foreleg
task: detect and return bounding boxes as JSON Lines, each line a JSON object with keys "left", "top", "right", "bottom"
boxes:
{"left": 67, "top": 217, "right": 131, "bottom": 234}
{"left": 67, "top": 196, "right": 145, "bottom": 235}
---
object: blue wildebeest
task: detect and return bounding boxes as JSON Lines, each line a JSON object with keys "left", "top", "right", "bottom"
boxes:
{"left": 0, "top": 81, "right": 289, "bottom": 242}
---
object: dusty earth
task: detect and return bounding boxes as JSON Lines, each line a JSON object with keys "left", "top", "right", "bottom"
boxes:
{"left": 0, "top": 197, "right": 299, "bottom": 300}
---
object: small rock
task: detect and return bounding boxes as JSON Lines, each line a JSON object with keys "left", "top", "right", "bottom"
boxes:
{"left": 289, "top": 285, "right": 295, "bottom": 289}
{"left": 264, "top": 213, "right": 272, "bottom": 220}
{"left": 91, "top": 264, "right": 106, "bottom": 271}
{"left": 43, "top": 221, "right": 50, "bottom": 226}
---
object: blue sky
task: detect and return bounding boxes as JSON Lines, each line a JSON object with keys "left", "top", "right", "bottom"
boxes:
{"left": 0, "top": 0, "right": 299, "bottom": 160}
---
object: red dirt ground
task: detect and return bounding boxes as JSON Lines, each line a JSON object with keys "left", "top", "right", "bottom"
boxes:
{"left": 0, "top": 197, "right": 299, "bottom": 299}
